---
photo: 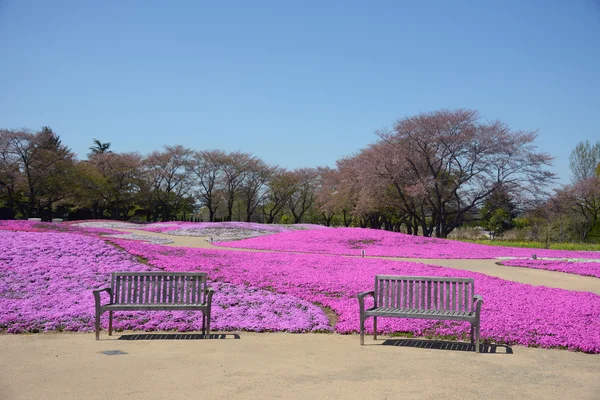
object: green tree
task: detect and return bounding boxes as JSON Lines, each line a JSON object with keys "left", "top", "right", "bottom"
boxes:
{"left": 87, "top": 139, "right": 112, "bottom": 158}
{"left": 569, "top": 140, "right": 600, "bottom": 183}
{"left": 4, "top": 127, "right": 75, "bottom": 219}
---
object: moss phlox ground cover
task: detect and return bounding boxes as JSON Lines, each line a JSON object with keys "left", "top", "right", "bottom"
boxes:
{"left": 3, "top": 221, "right": 600, "bottom": 353}
{"left": 215, "top": 227, "right": 600, "bottom": 260}
{"left": 116, "top": 239, "right": 600, "bottom": 353}
{"left": 0, "top": 231, "right": 329, "bottom": 334}
{"left": 0, "top": 220, "right": 121, "bottom": 236}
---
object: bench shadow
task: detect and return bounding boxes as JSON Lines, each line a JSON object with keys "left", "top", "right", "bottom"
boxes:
{"left": 381, "top": 338, "right": 513, "bottom": 354}
{"left": 117, "top": 333, "right": 240, "bottom": 341}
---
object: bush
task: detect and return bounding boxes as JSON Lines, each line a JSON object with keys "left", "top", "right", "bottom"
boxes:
{"left": 279, "top": 214, "right": 293, "bottom": 225}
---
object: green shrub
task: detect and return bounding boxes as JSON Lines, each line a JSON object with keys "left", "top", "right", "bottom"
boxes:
{"left": 279, "top": 214, "right": 293, "bottom": 225}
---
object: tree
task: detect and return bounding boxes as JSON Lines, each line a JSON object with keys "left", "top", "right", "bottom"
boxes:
{"left": 192, "top": 150, "right": 225, "bottom": 222}
{"left": 0, "top": 130, "right": 24, "bottom": 218}
{"left": 85, "top": 152, "right": 143, "bottom": 219}
{"left": 346, "top": 140, "right": 428, "bottom": 232}
{"left": 239, "top": 158, "right": 273, "bottom": 222}
{"left": 2, "top": 127, "right": 75, "bottom": 219}
{"left": 353, "top": 109, "right": 556, "bottom": 237}
{"left": 555, "top": 177, "right": 600, "bottom": 241}
{"left": 479, "top": 187, "right": 517, "bottom": 238}
{"left": 332, "top": 157, "right": 362, "bottom": 227}
{"left": 569, "top": 140, "right": 600, "bottom": 183}
{"left": 264, "top": 169, "right": 295, "bottom": 223}
{"left": 143, "top": 145, "right": 194, "bottom": 221}
{"left": 220, "top": 152, "right": 254, "bottom": 222}
{"left": 87, "top": 139, "right": 113, "bottom": 158}
{"left": 314, "top": 166, "right": 338, "bottom": 226}
{"left": 287, "top": 168, "right": 318, "bottom": 223}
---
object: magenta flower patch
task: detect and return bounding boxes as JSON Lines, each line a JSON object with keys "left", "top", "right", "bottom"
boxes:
{"left": 116, "top": 240, "right": 600, "bottom": 353}
{"left": 0, "top": 220, "right": 121, "bottom": 236}
{"left": 215, "top": 227, "right": 600, "bottom": 260}
{"left": 0, "top": 231, "right": 329, "bottom": 334}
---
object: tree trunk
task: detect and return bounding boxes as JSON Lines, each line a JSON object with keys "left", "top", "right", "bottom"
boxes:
{"left": 342, "top": 209, "right": 353, "bottom": 227}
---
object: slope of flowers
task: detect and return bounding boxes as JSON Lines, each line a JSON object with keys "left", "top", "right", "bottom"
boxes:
{"left": 71, "top": 220, "right": 328, "bottom": 241}
{"left": 215, "top": 227, "right": 600, "bottom": 260}
{"left": 115, "top": 239, "right": 600, "bottom": 353}
{"left": 499, "top": 259, "right": 600, "bottom": 279}
{"left": 0, "top": 231, "right": 329, "bottom": 333}
{"left": 69, "top": 220, "right": 142, "bottom": 229}
{"left": 139, "top": 221, "right": 326, "bottom": 235}
{"left": 0, "top": 220, "right": 121, "bottom": 235}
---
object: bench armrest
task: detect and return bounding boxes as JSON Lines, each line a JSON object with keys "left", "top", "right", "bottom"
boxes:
{"left": 357, "top": 290, "right": 375, "bottom": 314}
{"left": 93, "top": 287, "right": 112, "bottom": 308}
{"left": 205, "top": 288, "right": 215, "bottom": 306}
{"left": 357, "top": 290, "right": 375, "bottom": 300}
{"left": 473, "top": 295, "right": 483, "bottom": 316}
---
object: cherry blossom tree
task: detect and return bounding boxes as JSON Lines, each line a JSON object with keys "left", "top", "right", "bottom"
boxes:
{"left": 143, "top": 145, "right": 194, "bottom": 221}
{"left": 348, "top": 109, "right": 556, "bottom": 237}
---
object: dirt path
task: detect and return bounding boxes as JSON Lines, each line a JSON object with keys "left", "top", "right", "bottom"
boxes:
{"left": 111, "top": 229, "right": 600, "bottom": 295}
{"left": 1, "top": 332, "right": 598, "bottom": 400}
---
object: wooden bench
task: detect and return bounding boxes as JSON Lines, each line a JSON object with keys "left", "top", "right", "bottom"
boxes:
{"left": 93, "top": 272, "right": 214, "bottom": 340}
{"left": 358, "top": 275, "right": 484, "bottom": 352}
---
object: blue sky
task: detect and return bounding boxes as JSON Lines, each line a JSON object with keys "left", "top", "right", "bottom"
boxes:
{"left": 1, "top": 1, "right": 599, "bottom": 184}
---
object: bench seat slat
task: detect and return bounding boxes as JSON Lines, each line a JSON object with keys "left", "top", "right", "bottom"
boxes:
{"left": 367, "top": 307, "right": 472, "bottom": 316}
{"left": 101, "top": 304, "right": 209, "bottom": 311}
{"left": 364, "top": 307, "right": 474, "bottom": 321}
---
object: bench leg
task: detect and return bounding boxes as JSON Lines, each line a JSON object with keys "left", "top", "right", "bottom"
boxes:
{"left": 205, "top": 312, "right": 211, "bottom": 338}
{"left": 373, "top": 316, "right": 377, "bottom": 341}
{"left": 360, "top": 314, "right": 365, "bottom": 345}
{"left": 202, "top": 314, "right": 206, "bottom": 336}
{"left": 475, "top": 324, "right": 481, "bottom": 353}
{"left": 470, "top": 323, "right": 474, "bottom": 344}
{"left": 95, "top": 308, "right": 101, "bottom": 340}
{"left": 108, "top": 311, "right": 113, "bottom": 336}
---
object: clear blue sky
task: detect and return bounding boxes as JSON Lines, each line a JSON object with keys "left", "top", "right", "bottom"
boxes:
{"left": 1, "top": 1, "right": 599, "bottom": 184}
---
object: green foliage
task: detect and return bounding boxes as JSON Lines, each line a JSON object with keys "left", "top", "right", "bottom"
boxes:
{"left": 279, "top": 214, "right": 293, "bottom": 224}
{"left": 330, "top": 214, "right": 344, "bottom": 227}
{"left": 479, "top": 188, "right": 516, "bottom": 238}
{"left": 588, "top": 220, "right": 600, "bottom": 241}
{"left": 513, "top": 217, "right": 530, "bottom": 229}
{"left": 484, "top": 208, "right": 511, "bottom": 238}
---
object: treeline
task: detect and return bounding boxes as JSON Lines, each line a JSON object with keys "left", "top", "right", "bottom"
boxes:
{"left": 1, "top": 109, "right": 599, "bottom": 241}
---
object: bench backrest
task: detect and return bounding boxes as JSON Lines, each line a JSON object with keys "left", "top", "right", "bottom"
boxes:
{"left": 111, "top": 272, "right": 208, "bottom": 305}
{"left": 374, "top": 275, "right": 475, "bottom": 313}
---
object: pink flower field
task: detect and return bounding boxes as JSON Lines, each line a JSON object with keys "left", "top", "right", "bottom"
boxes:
{"left": 71, "top": 220, "right": 328, "bottom": 241}
{"left": 115, "top": 239, "right": 600, "bottom": 353}
{"left": 2, "top": 221, "right": 600, "bottom": 353}
{"left": 135, "top": 221, "right": 325, "bottom": 234}
{"left": 0, "top": 219, "right": 121, "bottom": 236}
{"left": 499, "top": 259, "right": 600, "bottom": 279}
{"left": 215, "top": 227, "right": 600, "bottom": 260}
{"left": 0, "top": 231, "right": 329, "bottom": 334}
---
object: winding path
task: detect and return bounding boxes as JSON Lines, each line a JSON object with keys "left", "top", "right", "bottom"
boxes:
{"left": 113, "top": 228, "right": 600, "bottom": 295}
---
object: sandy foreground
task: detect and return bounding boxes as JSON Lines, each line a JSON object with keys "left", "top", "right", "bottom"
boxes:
{"left": 3, "top": 228, "right": 596, "bottom": 399}
{"left": 1, "top": 332, "right": 599, "bottom": 400}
